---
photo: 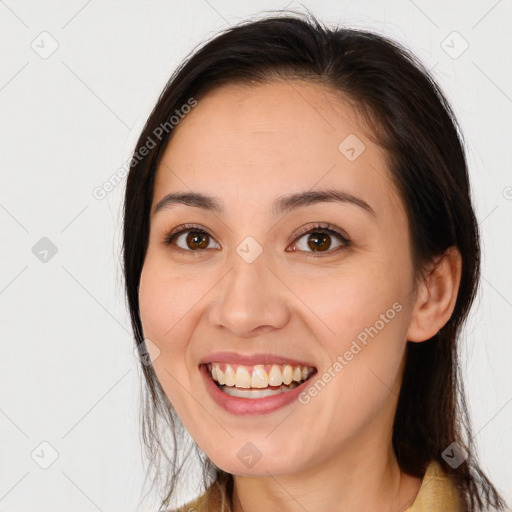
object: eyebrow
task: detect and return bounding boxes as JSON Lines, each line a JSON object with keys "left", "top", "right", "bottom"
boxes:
{"left": 153, "top": 188, "right": 375, "bottom": 217}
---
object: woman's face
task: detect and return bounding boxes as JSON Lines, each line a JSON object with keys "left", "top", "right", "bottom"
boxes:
{"left": 139, "top": 80, "right": 417, "bottom": 476}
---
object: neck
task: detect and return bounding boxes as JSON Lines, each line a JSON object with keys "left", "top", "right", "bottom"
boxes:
{"left": 230, "top": 432, "right": 421, "bottom": 512}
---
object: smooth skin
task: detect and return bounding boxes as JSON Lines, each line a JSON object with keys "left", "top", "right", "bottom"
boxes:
{"left": 138, "top": 80, "right": 462, "bottom": 512}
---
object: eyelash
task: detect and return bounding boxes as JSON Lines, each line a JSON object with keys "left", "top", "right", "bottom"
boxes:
{"left": 162, "top": 222, "right": 351, "bottom": 258}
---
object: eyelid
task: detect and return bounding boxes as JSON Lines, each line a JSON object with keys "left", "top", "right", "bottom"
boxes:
{"left": 161, "top": 223, "right": 218, "bottom": 248}
{"left": 163, "top": 223, "right": 210, "bottom": 241}
{"left": 290, "top": 222, "right": 350, "bottom": 244}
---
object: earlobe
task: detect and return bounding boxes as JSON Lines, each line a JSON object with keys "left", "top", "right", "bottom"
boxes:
{"left": 407, "top": 246, "right": 462, "bottom": 343}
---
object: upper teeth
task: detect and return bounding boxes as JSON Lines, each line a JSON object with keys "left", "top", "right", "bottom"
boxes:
{"left": 207, "top": 363, "right": 314, "bottom": 388}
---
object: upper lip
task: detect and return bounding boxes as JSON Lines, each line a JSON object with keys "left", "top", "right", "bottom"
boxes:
{"left": 199, "top": 351, "right": 317, "bottom": 368}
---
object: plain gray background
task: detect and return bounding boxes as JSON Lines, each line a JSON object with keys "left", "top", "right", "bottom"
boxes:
{"left": 1, "top": 1, "right": 511, "bottom": 511}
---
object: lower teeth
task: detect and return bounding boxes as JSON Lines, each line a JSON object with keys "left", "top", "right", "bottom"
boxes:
{"left": 219, "top": 382, "right": 301, "bottom": 399}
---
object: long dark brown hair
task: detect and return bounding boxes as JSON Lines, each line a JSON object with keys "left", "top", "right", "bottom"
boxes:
{"left": 122, "top": 11, "right": 506, "bottom": 512}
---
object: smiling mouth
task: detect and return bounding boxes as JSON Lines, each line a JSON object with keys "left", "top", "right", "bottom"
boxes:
{"left": 203, "top": 362, "right": 317, "bottom": 399}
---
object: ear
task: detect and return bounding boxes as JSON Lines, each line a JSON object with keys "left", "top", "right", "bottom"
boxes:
{"left": 407, "top": 246, "right": 462, "bottom": 343}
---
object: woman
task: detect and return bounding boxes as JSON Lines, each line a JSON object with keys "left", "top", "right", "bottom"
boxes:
{"left": 123, "top": 12, "right": 507, "bottom": 512}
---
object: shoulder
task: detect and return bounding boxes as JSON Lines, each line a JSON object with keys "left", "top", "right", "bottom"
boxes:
{"left": 404, "top": 460, "right": 462, "bottom": 512}
{"left": 165, "top": 493, "right": 207, "bottom": 512}
{"left": 165, "top": 482, "right": 227, "bottom": 512}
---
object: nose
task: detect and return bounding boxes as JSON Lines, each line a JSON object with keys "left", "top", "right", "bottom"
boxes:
{"left": 207, "top": 255, "right": 290, "bottom": 338}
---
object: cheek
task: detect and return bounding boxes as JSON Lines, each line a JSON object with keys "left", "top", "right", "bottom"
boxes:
{"left": 295, "top": 266, "right": 411, "bottom": 407}
{"left": 138, "top": 259, "right": 191, "bottom": 384}
{"left": 138, "top": 254, "right": 200, "bottom": 342}
{"left": 138, "top": 254, "right": 213, "bottom": 400}
{"left": 138, "top": 262, "right": 194, "bottom": 419}
{"left": 299, "top": 262, "right": 409, "bottom": 346}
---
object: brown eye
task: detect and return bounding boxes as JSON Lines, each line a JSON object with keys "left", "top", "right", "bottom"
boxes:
{"left": 163, "top": 225, "right": 220, "bottom": 251}
{"left": 288, "top": 224, "right": 350, "bottom": 256}
{"left": 305, "top": 232, "right": 332, "bottom": 252}
{"left": 184, "top": 231, "right": 210, "bottom": 250}
{"left": 163, "top": 223, "right": 350, "bottom": 257}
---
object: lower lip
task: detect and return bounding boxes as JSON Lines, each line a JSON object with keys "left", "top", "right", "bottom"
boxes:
{"left": 199, "top": 364, "right": 315, "bottom": 415}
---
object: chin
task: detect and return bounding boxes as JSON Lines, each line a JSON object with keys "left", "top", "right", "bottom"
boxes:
{"left": 208, "top": 451, "right": 301, "bottom": 478}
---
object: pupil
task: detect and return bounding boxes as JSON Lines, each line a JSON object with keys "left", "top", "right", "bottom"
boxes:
{"left": 308, "top": 233, "right": 331, "bottom": 251}
{"left": 187, "top": 231, "right": 209, "bottom": 249}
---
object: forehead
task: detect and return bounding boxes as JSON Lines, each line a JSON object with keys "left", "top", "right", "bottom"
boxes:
{"left": 166, "top": 80, "right": 366, "bottom": 155}
{"left": 153, "top": 80, "right": 403, "bottom": 220}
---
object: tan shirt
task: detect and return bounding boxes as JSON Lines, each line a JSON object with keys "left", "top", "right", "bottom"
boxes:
{"left": 405, "top": 461, "right": 461, "bottom": 511}
{"left": 171, "top": 460, "right": 461, "bottom": 512}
